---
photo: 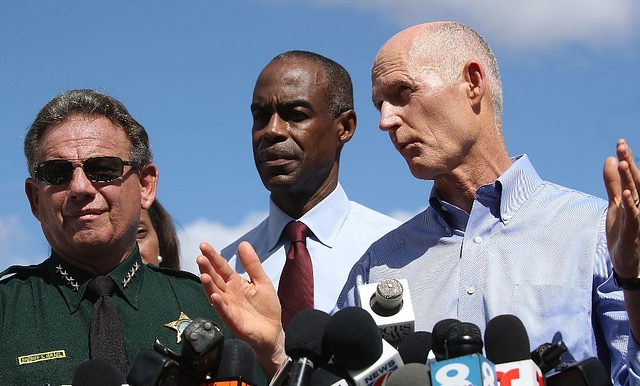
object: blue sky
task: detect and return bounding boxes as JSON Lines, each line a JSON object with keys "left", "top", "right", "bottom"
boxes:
{"left": 1, "top": 0, "right": 639, "bottom": 274}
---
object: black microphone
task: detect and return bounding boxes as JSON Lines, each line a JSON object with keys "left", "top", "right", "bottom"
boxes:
{"left": 309, "top": 363, "right": 354, "bottom": 386}
{"left": 444, "top": 321, "right": 483, "bottom": 359}
{"left": 323, "top": 307, "right": 403, "bottom": 386}
{"left": 430, "top": 321, "right": 497, "bottom": 386}
{"left": 180, "top": 317, "right": 226, "bottom": 384}
{"left": 484, "top": 314, "right": 544, "bottom": 386}
{"left": 546, "top": 357, "right": 612, "bottom": 386}
{"left": 71, "top": 358, "right": 126, "bottom": 386}
{"left": 530, "top": 340, "right": 568, "bottom": 374}
{"left": 397, "top": 331, "right": 432, "bottom": 364}
{"left": 385, "top": 363, "right": 432, "bottom": 386}
{"left": 213, "top": 339, "right": 257, "bottom": 386}
{"left": 128, "top": 317, "right": 225, "bottom": 386}
{"left": 285, "top": 309, "right": 332, "bottom": 386}
{"left": 431, "top": 318, "right": 459, "bottom": 361}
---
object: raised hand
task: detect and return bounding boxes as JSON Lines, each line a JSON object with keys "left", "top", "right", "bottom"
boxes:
{"left": 197, "top": 241, "right": 286, "bottom": 378}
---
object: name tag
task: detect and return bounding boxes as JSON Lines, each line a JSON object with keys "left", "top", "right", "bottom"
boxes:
{"left": 17, "top": 350, "right": 66, "bottom": 365}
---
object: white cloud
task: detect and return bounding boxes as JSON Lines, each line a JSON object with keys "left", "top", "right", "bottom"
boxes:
{"left": 178, "top": 212, "right": 267, "bottom": 274}
{"left": 389, "top": 207, "right": 424, "bottom": 223}
{"left": 278, "top": 0, "right": 640, "bottom": 51}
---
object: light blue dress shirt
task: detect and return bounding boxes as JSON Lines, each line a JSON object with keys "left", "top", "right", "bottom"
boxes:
{"left": 335, "top": 155, "right": 640, "bottom": 385}
{"left": 221, "top": 183, "right": 401, "bottom": 313}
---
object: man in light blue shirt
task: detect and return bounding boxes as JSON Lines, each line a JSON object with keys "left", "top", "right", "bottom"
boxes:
{"left": 196, "top": 23, "right": 640, "bottom": 385}
{"left": 333, "top": 22, "right": 640, "bottom": 384}
{"left": 221, "top": 51, "right": 400, "bottom": 315}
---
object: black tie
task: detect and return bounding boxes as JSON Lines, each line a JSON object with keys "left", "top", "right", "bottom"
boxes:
{"left": 87, "top": 275, "right": 128, "bottom": 375}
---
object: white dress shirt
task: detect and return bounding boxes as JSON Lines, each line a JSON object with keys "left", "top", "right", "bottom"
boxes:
{"left": 221, "top": 183, "right": 401, "bottom": 312}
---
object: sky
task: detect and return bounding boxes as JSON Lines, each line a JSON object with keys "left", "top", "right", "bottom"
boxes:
{"left": 1, "top": 0, "right": 639, "bottom": 274}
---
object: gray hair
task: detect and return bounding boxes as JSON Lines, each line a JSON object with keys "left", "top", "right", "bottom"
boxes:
{"left": 24, "top": 89, "right": 152, "bottom": 178}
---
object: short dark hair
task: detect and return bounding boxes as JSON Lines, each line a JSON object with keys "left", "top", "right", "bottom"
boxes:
{"left": 147, "top": 199, "right": 181, "bottom": 270}
{"left": 24, "top": 89, "right": 152, "bottom": 178}
{"left": 272, "top": 50, "right": 354, "bottom": 119}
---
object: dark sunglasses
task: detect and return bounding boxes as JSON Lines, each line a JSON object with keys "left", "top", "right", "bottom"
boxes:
{"left": 35, "top": 156, "right": 140, "bottom": 186}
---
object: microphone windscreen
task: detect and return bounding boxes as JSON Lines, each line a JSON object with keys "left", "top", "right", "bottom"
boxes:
{"left": 285, "top": 308, "right": 332, "bottom": 365}
{"left": 310, "top": 363, "right": 354, "bottom": 386}
{"left": 72, "top": 358, "right": 126, "bottom": 386}
{"left": 216, "top": 339, "right": 257, "bottom": 383}
{"left": 385, "top": 363, "right": 431, "bottom": 386}
{"left": 397, "top": 331, "right": 432, "bottom": 364}
{"left": 445, "top": 321, "right": 482, "bottom": 358}
{"left": 431, "top": 318, "right": 459, "bottom": 360}
{"left": 324, "top": 307, "right": 383, "bottom": 369}
{"left": 484, "top": 314, "right": 531, "bottom": 364}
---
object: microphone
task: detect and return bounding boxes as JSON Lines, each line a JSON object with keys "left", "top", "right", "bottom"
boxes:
{"left": 71, "top": 358, "right": 126, "bottom": 386}
{"left": 181, "top": 317, "right": 226, "bottom": 383}
{"left": 530, "top": 340, "right": 568, "bottom": 374}
{"left": 484, "top": 314, "right": 544, "bottom": 386}
{"left": 268, "top": 356, "right": 293, "bottom": 386}
{"left": 396, "top": 331, "right": 432, "bottom": 364}
{"left": 357, "top": 278, "right": 415, "bottom": 347}
{"left": 324, "top": 307, "right": 404, "bottom": 386}
{"left": 431, "top": 318, "right": 459, "bottom": 362}
{"left": 430, "top": 321, "right": 497, "bottom": 386}
{"left": 128, "top": 317, "right": 225, "bottom": 386}
{"left": 286, "top": 309, "right": 332, "bottom": 386}
{"left": 385, "top": 363, "right": 431, "bottom": 386}
{"left": 309, "top": 363, "right": 355, "bottom": 386}
{"left": 545, "top": 357, "right": 612, "bottom": 386}
{"left": 210, "top": 339, "right": 257, "bottom": 386}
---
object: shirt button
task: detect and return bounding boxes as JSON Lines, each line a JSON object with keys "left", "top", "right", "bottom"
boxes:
{"left": 467, "top": 286, "right": 476, "bottom": 295}
{"left": 474, "top": 236, "right": 482, "bottom": 243}
{"left": 502, "top": 214, "right": 510, "bottom": 221}
{"left": 441, "top": 205, "right": 448, "bottom": 212}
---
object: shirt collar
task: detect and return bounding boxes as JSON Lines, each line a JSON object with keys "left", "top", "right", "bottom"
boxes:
{"left": 266, "top": 183, "right": 351, "bottom": 251}
{"left": 46, "top": 246, "right": 146, "bottom": 314}
{"left": 496, "top": 154, "right": 543, "bottom": 223}
{"left": 429, "top": 154, "right": 542, "bottom": 230}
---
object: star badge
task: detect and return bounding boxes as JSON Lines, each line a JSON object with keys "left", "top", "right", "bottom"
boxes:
{"left": 165, "top": 312, "right": 192, "bottom": 343}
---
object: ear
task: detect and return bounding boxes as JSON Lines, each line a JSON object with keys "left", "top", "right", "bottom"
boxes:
{"left": 25, "top": 178, "right": 41, "bottom": 219}
{"left": 463, "top": 60, "right": 487, "bottom": 110}
{"left": 335, "top": 109, "right": 357, "bottom": 145}
{"left": 139, "top": 163, "right": 159, "bottom": 211}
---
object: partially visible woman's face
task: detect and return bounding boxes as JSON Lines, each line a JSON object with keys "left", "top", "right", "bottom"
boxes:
{"left": 138, "top": 209, "right": 161, "bottom": 265}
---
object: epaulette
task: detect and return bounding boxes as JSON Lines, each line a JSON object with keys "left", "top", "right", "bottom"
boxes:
{"left": 0, "top": 262, "right": 46, "bottom": 283}
{"left": 145, "top": 264, "right": 203, "bottom": 283}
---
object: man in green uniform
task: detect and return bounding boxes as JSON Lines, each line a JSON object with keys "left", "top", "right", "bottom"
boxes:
{"left": 0, "top": 89, "right": 247, "bottom": 385}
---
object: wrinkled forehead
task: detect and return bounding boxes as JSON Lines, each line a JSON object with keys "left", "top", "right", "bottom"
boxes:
{"left": 37, "top": 115, "right": 131, "bottom": 160}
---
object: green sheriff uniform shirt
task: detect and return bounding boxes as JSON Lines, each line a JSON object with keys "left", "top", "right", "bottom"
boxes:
{"left": 0, "top": 248, "right": 238, "bottom": 385}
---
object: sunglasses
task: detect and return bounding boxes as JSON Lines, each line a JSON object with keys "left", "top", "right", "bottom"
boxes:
{"left": 35, "top": 156, "right": 140, "bottom": 186}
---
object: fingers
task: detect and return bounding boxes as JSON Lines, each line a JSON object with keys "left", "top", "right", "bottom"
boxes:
{"left": 199, "top": 242, "right": 236, "bottom": 282}
{"left": 604, "top": 156, "right": 623, "bottom": 207}
{"left": 237, "top": 241, "right": 274, "bottom": 287}
{"left": 616, "top": 139, "right": 640, "bottom": 207}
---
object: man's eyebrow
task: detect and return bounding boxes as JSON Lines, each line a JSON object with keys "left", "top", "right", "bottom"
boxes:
{"left": 251, "top": 99, "right": 313, "bottom": 111}
{"left": 250, "top": 102, "right": 269, "bottom": 111}
{"left": 280, "top": 99, "right": 312, "bottom": 110}
{"left": 372, "top": 78, "right": 410, "bottom": 102}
